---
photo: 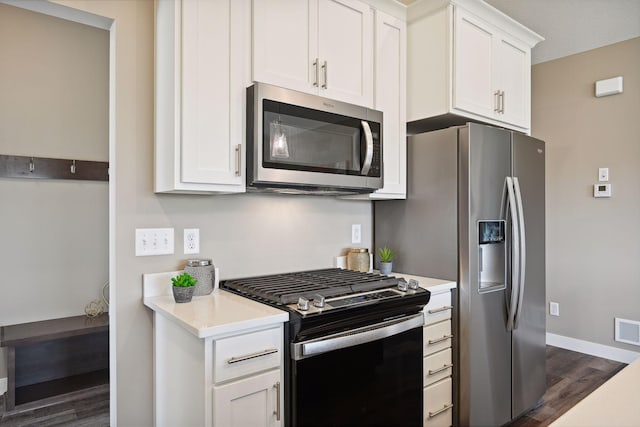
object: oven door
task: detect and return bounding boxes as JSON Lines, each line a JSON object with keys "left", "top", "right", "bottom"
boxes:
{"left": 290, "top": 314, "right": 424, "bottom": 427}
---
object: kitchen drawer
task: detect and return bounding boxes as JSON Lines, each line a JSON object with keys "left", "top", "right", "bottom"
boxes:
{"left": 424, "top": 348, "right": 452, "bottom": 387}
{"left": 424, "top": 292, "right": 452, "bottom": 325}
{"left": 423, "top": 319, "right": 452, "bottom": 356}
{"left": 423, "top": 377, "right": 453, "bottom": 427}
{"left": 214, "top": 327, "right": 282, "bottom": 384}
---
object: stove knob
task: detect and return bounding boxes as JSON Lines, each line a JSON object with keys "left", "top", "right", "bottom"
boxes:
{"left": 397, "top": 279, "right": 409, "bottom": 292}
{"left": 312, "top": 294, "right": 325, "bottom": 308}
{"left": 408, "top": 279, "right": 420, "bottom": 290}
{"left": 297, "top": 297, "right": 310, "bottom": 311}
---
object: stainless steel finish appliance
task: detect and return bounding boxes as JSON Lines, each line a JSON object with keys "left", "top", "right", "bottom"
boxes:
{"left": 247, "top": 83, "right": 383, "bottom": 195}
{"left": 374, "top": 123, "right": 546, "bottom": 426}
{"left": 222, "top": 268, "right": 429, "bottom": 427}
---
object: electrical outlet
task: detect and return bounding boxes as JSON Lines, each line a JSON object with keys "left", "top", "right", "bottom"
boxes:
{"left": 351, "top": 224, "right": 362, "bottom": 244}
{"left": 550, "top": 302, "right": 560, "bottom": 317}
{"left": 135, "top": 228, "right": 174, "bottom": 256}
{"left": 184, "top": 228, "right": 200, "bottom": 255}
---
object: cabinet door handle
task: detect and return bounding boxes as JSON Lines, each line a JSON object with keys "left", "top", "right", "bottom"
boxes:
{"left": 494, "top": 90, "right": 501, "bottom": 112}
{"left": 428, "top": 363, "right": 453, "bottom": 376}
{"left": 428, "top": 403, "right": 454, "bottom": 418}
{"left": 321, "top": 61, "right": 328, "bottom": 89}
{"left": 428, "top": 334, "right": 453, "bottom": 345}
{"left": 427, "top": 305, "right": 453, "bottom": 314}
{"left": 313, "top": 59, "right": 319, "bottom": 87}
{"left": 500, "top": 90, "right": 505, "bottom": 113}
{"left": 273, "top": 381, "right": 281, "bottom": 421}
{"left": 234, "top": 144, "right": 241, "bottom": 177}
{"left": 226, "top": 348, "right": 278, "bottom": 364}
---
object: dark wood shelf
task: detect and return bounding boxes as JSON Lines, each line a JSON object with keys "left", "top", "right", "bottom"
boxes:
{"left": 1, "top": 314, "right": 109, "bottom": 413}
{"left": 1, "top": 313, "right": 108, "bottom": 347}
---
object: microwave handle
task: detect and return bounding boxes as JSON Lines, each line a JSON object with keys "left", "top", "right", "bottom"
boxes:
{"left": 361, "top": 120, "right": 374, "bottom": 176}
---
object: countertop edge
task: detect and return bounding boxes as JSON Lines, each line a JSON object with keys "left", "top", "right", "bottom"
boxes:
{"left": 143, "top": 293, "right": 289, "bottom": 339}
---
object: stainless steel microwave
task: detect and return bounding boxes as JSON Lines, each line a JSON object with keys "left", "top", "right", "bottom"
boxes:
{"left": 246, "top": 83, "right": 383, "bottom": 195}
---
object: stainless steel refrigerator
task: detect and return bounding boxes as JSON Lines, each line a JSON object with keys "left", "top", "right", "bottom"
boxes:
{"left": 375, "top": 123, "right": 546, "bottom": 426}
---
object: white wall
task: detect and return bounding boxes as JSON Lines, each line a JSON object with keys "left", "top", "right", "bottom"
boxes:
{"left": 12, "top": 1, "right": 372, "bottom": 424}
{"left": 532, "top": 37, "right": 640, "bottom": 353}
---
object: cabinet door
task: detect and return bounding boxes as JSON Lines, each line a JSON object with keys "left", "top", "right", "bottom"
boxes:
{"left": 317, "top": 0, "right": 373, "bottom": 107}
{"left": 495, "top": 36, "right": 530, "bottom": 129}
{"left": 180, "top": 0, "right": 244, "bottom": 187}
{"left": 213, "top": 369, "right": 282, "bottom": 427}
{"left": 252, "top": 0, "right": 317, "bottom": 94}
{"left": 155, "top": 0, "right": 246, "bottom": 193}
{"left": 452, "top": 7, "right": 495, "bottom": 120}
{"left": 372, "top": 10, "right": 406, "bottom": 199}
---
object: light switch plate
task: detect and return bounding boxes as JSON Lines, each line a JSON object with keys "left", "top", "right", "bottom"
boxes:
{"left": 598, "top": 168, "right": 609, "bottom": 182}
{"left": 135, "top": 228, "right": 174, "bottom": 256}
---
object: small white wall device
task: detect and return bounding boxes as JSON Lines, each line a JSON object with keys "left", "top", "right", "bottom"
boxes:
{"left": 593, "top": 183, "right": 611, "bottom": 198}
{"left": 595, "top": 76, "right": 623, "bottom": 97}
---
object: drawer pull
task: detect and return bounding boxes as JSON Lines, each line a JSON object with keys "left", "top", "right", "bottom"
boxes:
{"left": 227, "top": 348, "right": 278, "bottom": 364}
{"left": 428, "top": 334, "right": 453, "bottom": 345}
{"left": 428, "top": 403, "right": 453, "bottom": 418}
{"left": 428, "top": 305, "right": 453, "bottom": 314}
{"left": 273, "top": 381, "right": 281, "bottom": 421}
{"left": 428, "top": 363, "right": 453, "bottom": 376}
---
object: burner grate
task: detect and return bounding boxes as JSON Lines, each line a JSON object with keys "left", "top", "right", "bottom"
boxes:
{"left": 222, "top": 268, "right": 399, "bottom": 304}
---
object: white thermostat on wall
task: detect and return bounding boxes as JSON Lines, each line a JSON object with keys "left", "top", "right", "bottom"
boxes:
{"left": 593, "top": 183, "right": 612, "bottom": 198}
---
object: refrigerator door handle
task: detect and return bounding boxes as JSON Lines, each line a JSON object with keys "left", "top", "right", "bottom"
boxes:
{"left": 505, "top": 177, "right": 520, "bottom": 332}
{"left": 513, "top": 177, "right": 526, "bottom": 329}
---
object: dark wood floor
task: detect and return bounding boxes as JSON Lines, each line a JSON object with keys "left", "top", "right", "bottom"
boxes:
{"left": 0, "top": 385, "right": 109, "bottom": 427}
{"left": 508, "top": 345, "right": 627, "bottom": 427}
{"left": 0, "top": 346, "right": 626, "bottom": 426}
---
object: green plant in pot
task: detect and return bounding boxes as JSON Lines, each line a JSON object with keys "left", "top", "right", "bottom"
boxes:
{"left": 171, "top": 272, "right": 197, "bottom": 303}
{"left": 378, "top": 246, "right": 395, "bottom": 275}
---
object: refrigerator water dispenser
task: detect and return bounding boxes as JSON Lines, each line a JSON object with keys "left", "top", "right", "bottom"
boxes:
{"left": 478, "top": 220, "right": 506, "bottom": 292}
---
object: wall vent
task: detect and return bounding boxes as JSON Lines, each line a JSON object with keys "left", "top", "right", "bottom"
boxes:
{"left": 615, "top": 318, "right": 640, "bottom": 346}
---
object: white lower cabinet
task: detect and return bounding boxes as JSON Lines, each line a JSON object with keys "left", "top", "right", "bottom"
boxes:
{"left": 213, "top": 369, "right": 282, "bottom": 427}
{"left": 152, "top": 313, "right": 284, "bottom": 427}
{"left": 423, "top": 290, "right": 454, "bottom": 427}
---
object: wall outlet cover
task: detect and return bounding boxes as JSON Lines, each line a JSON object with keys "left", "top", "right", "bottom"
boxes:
{"left": 184, "top": 228, "right": 200, "bottom": 254}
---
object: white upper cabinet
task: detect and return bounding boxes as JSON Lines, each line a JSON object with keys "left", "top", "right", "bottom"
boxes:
{"left": 350, "top": 9, "right": 406, "bottom": 200}
{"left": 253, "top": 0, "right": 374, "bottom": 108}
{"left": 407, "top": 0, "right": 543, "bottom": 134}
{"left": 155, "top": 0, "right": 248, "bottom": 193}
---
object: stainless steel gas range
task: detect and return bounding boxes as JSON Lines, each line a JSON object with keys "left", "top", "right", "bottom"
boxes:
{"left": 222, "top": 268, "right": 430, "bottom": 427}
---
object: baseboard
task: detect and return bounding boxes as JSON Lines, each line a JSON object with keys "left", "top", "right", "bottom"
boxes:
{"left": 0, "top": 377, "right": 6, "bottom": 395}
{"left": 547, "top": 333, "right": 640, "bottom": 364}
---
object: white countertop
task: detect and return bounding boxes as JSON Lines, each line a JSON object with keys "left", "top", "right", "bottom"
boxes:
{"left": 142, "top": 270, "right": 454, "bottom": 339}
{"left": 391, "top": 271, "right": 457, "bottom": 294}
{"left": 550, "top": 356, "right": 640, "bottom": 427}
{"left": 143, "top": 271, "right": 288, "bottom": 339}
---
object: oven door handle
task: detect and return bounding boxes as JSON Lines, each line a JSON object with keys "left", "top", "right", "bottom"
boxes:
{"left": 292, "top": 313, "right": 424, "bottom": 360}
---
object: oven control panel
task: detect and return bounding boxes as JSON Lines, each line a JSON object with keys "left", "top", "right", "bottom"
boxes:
{"left": 289, "top": 287, "right": 421, "bottom": 315}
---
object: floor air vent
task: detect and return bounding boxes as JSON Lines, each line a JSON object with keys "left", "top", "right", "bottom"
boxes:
{"left": 615, "top": 318, "right": 640, "bottom": 346}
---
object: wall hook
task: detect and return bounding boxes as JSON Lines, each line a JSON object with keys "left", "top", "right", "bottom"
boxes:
{"left": 29, "top": 157, "right": 35, "bottom": 173}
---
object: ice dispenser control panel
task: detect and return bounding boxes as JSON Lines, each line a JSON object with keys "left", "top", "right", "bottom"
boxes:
{"left": 478, "top": 220, "right": 506, "bottom": 293}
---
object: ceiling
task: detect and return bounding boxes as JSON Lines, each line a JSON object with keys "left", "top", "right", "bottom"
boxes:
{"left": 402, "top": 0, "right": 640, "bottom": 64}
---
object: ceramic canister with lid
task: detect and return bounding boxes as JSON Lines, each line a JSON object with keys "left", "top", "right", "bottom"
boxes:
{"left": 347, "top": 248, "right": 370, "bottom": 272}
{"left": 185, "top": 259, "right": 215, "bottom": 296}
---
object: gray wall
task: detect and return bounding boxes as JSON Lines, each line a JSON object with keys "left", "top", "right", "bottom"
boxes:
{"left": 22, "top": 1, "right": 372, "bottom": 425}
{"left": 532, "top": 37, "right": 640, "bottom": 351}
{"left": 0, "top": 2, "right": 109, "bottom": 383}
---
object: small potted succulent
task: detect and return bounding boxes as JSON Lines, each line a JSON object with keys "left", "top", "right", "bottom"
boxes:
{"left": 378, "top": 246, "right": 395, "bottom": 275}
{"left": 171, "top": 272, "right": 197, "bottom": 303}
